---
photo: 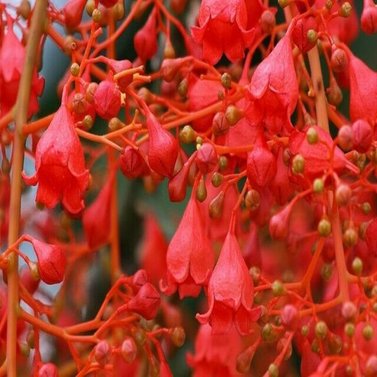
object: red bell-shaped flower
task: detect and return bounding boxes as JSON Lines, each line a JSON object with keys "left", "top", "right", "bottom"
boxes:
{"left": 134, "top": 8, "right": 158, "bottom": 62}
{"left": 196, "top": 218, "right": 260, "bottom": 334}
{"left": 247, "top": 34, "right": 298, "bottom": 134}
{"left": 23, "top": 104, "right": 89, "bottom": 214}
{"left": 83, "top": 172, "right": 115, "bottom": 250}
{"left": 127, "top": 282, "right": 161, "bottom": 320}
{"left": 246, "top": 138, "right": 276, "bottom": 188}
{"left": 161, "top": 196, "right": 214, "bottom": 298}
{"left": 145, "top": 106, "right": 178, "bottom": 177}
{"left": 191, "top": 0, "right": 255, "bottom": 64}
{"left": 94, "top": 80, "right": 121, "bottom": 120}
{"left": 0, "top": 21, "right": 44, "bottom": 117}
{"left": 348, "top": 51, "right": 377, "bottom": 123}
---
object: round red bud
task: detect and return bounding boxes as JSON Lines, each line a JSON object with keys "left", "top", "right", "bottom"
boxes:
{"left": 121, "top": 337, "right": 137, "bottom": 363}
{"left": 94, "top": 340, "right": 111, "bottom": 365}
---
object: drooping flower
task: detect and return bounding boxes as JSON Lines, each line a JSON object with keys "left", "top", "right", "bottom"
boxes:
{"left": 139, "top": 214, "right": 168, "bottom": 286}
{"left": 144, "top": 105, "right": 178, "bottom": 177}
{"left": 63, "top": 0, "right": 86, "bottom": 29}
{"left": 187, "top": 324, "right": 244, "bottom": 377}
{"left": 127, "top": 282, "right": 161, "bottom": 320}
{"left": 119, "top": 146, "right": 150, "bottom": 179}
{"left": 361, "top": 0, "right": 377, "bottom": 35}
{"left": 28, "top": 236, "right": 66, "bottom": 285}
{"left": 289, "top": 125, "right": 353, "bottom": 179}
{"left": 187, "top": 74, "right": 223, "bottom": 132}
{"left": 0, "top": 21, "right": 44, "bottom": 117}
{"left": 94, "top": 80, "right": 122, "bottom": 120}
{"left": 134, "top": 8, "right": 158, "bottom": 62}
{"left": 83, "top": 172, "right": 115, "bottom": 250}
{"left": 23, "top": 104, "right": 89, "bottom": 214}
{"left": 191, "top": 0, "right": 255, "bottom": 64}
{"left": 196, "top": 220, "right": 260, "bottom": 334}
{"left": 246, "top": 138, "right": 276, "bottom": 188}
{"left": 161, "top": 196, "right": 214, "bottom": 298}
{"left": 348, "top": 51, "right": 377, "bottom": 123}
{"left": 247, "top": 34, "right": 298, "bottom": 134}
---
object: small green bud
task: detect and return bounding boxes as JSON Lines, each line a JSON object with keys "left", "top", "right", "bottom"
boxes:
{"left": 272, "top": 280, "right": 285, "bottom": 296}
{"left": 318, "top": 218, "right": 332, "bottom": 237}
{"left": 306, "top": 126, "right": 318, "bottom": 144}
{"left": 352, "top": 257, "right": 363, "bottom": 276}
{"left": 292, "top": 154, "right": 305, "bottom": 174}
{"left": 313, "top": 178, "right": 324, "bottom": 193}
{"left": 315, "top": 321, "right": 328, "bottom": 339}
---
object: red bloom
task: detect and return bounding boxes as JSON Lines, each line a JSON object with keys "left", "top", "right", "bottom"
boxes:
{"left": 0, "top": 22, "right": 44, "bottom": 117}
{"left": 187, "top": 74, "right": 223, "bottom": 132}
{"left": 191, "top": 0, "right": 255, "bottom": 64}
{"left": 23, "top": 104, "right": 89, "bottom": 214}
{"left": 119, "top": 146, "right": 150, "bottom": 179}
{"left": 28, "top": 236, "right": 66, "bottom": 285}
{"left": 196, "top": 220, "right": 260, "bottom": 334}
{"left": 63, "top": 0, "right": 86, "bottom": 29}
{"left": 145, "top": 106, "right": 178, "bottom": 177}
{"left": 187, "top": 324, "right": 243, "bottom": 377}
{"left": 161, "top": 196, "right": 214, "bottom": 298}
{"left": 247, "top": 34, "right": 298, "bottom": 134}
{"left": 246, "top": 138, "right": 276, "bottom": 188}
{"left": 361, "top": 0, "right": 377, "bottom": 34}
{"left": 348, "top": 51, "right": 377, "bottom": 123}
{"left": 127, "top": 282, "right": 161, "bottom": 320}
{"left": 289, "top": 125, "right": 352, "bottom": 179}
{"left": 134, "top": 9, "right": 158, "bottom": 62}
{"left": 94, "top": 80, "right": 122, "bottom": 120}
{"left": 83, "top": 173, "right": 115, "bottom": 250}
{"left": 139, "top": 214, "right": 168, "bottom": 286}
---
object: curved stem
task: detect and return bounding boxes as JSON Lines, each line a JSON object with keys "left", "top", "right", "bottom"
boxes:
{"left": 6, "top": 1, "right": 47, "bottom": 375}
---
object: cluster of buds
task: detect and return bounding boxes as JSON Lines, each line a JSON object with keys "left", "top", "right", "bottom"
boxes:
{"left": 2, "top": 0, "right": 377, "bottom": 376}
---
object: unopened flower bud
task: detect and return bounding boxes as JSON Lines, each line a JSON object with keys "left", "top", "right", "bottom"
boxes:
{"left": 268, "top": 363, "right": 279, "bottom": 377}
{"left": 260, "top": 10, "right": 276, "bottom": 34}
{"left": 212, "top": 112, "right": 230, "bottom": 135}
{"left": 170, "top": 327, "right": 185, "bottom": 347}
{"left": 335, "top": 184, "right": 352, "bottom": 206}
{"left": 39, "top": 363, "right": 58, "bottom": 377}
{"left": 225, "top": 105, "right": 243, "bottom": 126}
{"left": 196, "top": 177, "right": 207, "bottom": 202}
{"left": 292, "top": 154, "right": 305, "bottom": 174}
{"left": 331, "top": 48, "right": 348, "bottom": 72}
{"left": 121, "top": 337, "right": 137, "bottom": 363}
{"left": 345, "top": 322, "right": 355, "bottom": 337}
{"left": 211, "top": 172, "right": 223, "bottom": 187}
{"left": 94, "top": 340, "right": 111, "bottom": 365}
{"left": 326, "top": 77, "right": 343, "bottom": 106}
{"left": 221, "top": 72, "right": 232, "bottom": 89}
{"left": 338, "top": 2, "right": 352, "bottom": 18}
{"left": 352, "top": 257, "right": 363, "bottom": 276}
{"left": 306, "top": 127, "right": 318, "bottom": 144}
{"left": 209, "top": 191, "right": 224, "bottom": 219}
{"left": 245, "top": 189, "right": 260, "bottom": 211}
{"left": 281, "top": 305, "right": 299, "bottom": 330}
{"left": 179, "top": 125, "right": 195, "bottom": 144}
{"left": 366, "top": 355, "right": 377, "bottom": 376}
{"left": 307, "top": 29, "right": 317, "bottom": 44}
{"left": 363, "top": 323, "right": 374, "bottom": 340}
{"left": 343, "top": 228, "right": 358, "bottom": 247}
{"left": 272, "top": 280, "right": 285, "bottom": 296}
{"left": 313, "top": 178, "right": 324, "bottom": 194}
{"left": 92, "top": 8, "right": 102, "bottom": 23}
{"left": 315, "top": 321, "right": 328, "bottom": 339}
{"left": 341, "top": 301, "right": 357, "bottom": 320}
{"left": 318, "top": 218, "right": 331, "bottom": 237}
